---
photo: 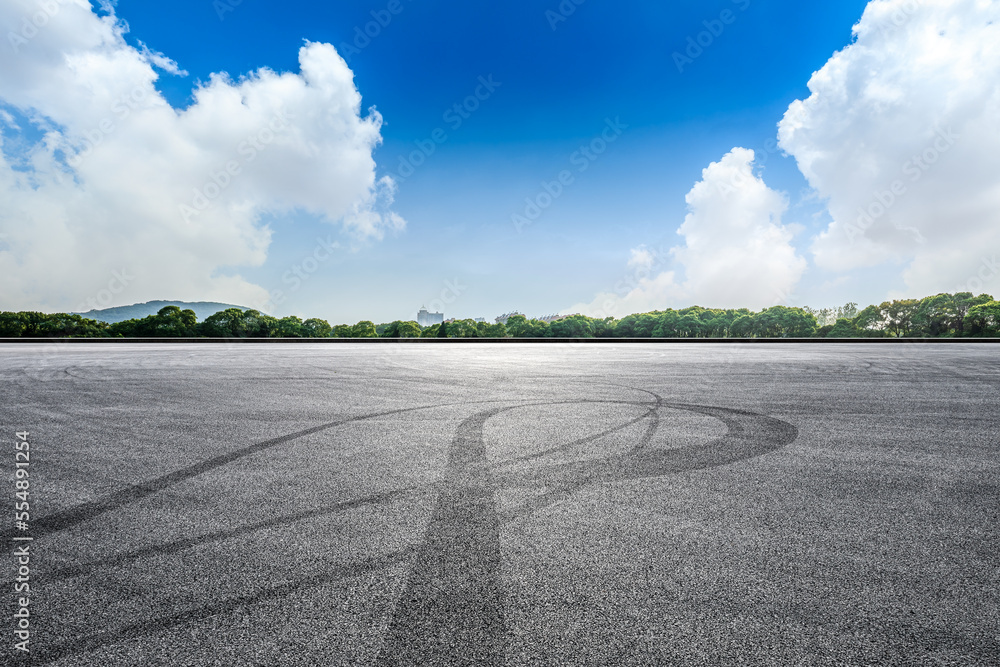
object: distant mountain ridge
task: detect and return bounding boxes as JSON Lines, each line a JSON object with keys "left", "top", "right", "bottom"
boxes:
{"left": 73, "top": 301, "right": 249, "bottom": 324}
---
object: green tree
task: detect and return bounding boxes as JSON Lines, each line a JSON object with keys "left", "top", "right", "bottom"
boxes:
{"left": 750, "top": 306, "right": 817, "bottom": 338}
{"left": 593, "top": 317, "right": 617, "bottom": 338}
{"left": 504, "top": 314, "right": 529, "bottom": 337}
{"left": 0, "top": 312, "right": 47, "bottom": 337}
{"left": 914, "top": 293, "right": 993, "bottom": 337}
{"left": 381, "top": 320, "right": 422, "bottom": 338}
{"left": 705, "top": 309, "right": 746, "bottom": 338}
{"left": 524, "top": 319, "right": 551, "bottom": 338}
{"left": 481, "top": 322, "right": 507, "bottom": 338}
{"left": 37, "top": 313, "right": 109, "bottom": 338}
{"left": 550, "top": 315, "right": 594, "bottom": 338}
{"left": 505, "top": 315, "right": 549, "bottom": 338}
{"left": 633, "top": 313, "right": 661, "bottom": 337}
{"left": 398, "top": 321, "right": 423, "bottom": 338}
{"left": 332, "top": 324, "right": 353, "bottom": 338}
{"left": 302, "top": 318, "right": 333, "bottom": 338}
{"left": 877, "top": 299, "right": 920, "bottom": 337}
{"left": 380, "top": 321, "right": 403, "bottom": 338}
{"left": 616, "top": 313, "right": 661, "bottom": 338}
{"left": 652, "top": 310, "right": 679, "bottom": 338}
{"left": 966, "top": 301, "right": 1000, "bottom": 337}
{"left": 827, "top": 318, "right": 858, "bottom": 338}
{"left": 838, "top": 302, "right": 859, "bottom": 321}
{"left": 852, "top": 305, "right": 886, "bottom": 337}
{"left": 447, "top": 319, "right": 482, "bottom": 338}
{"left": 109, "top": 318, "right": 141, "bottom": 337}
{"left": 247, "top": 311, "right": 279, "bottom": 337}
{"left": 0, "top": 312, "right": 23, "bottom": 337}
{"left": 112, "top": 306, "right": 199, "bottom": 337}
{"left": 351, "top": 321, "right": 377, "bottom": 338}
{"left": 276, "top": 316, "right": 304, "bottom": 338}
{"left": 729, "top": 314, "right": 754, "bottom": 338}
{"left": 952, "top": 293, "right": 994, "bottom": 336}
{"left": 675, "top": 314, "right": 704, "bottom": 338}
{"left": 159, "top": 307, "right": 198, "bottom": 336}
{"left": 199, "top": 308, "right": 249, "bottom": 337}
{"left": 197, "top": 308, "right": 276, "bottom": 338}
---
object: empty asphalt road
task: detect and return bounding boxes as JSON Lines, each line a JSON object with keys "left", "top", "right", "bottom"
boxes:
{"left": 1, "top": 343, "right": 998, "bottom": 665}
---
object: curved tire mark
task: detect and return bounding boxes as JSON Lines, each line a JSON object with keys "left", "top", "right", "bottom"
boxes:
{"left": 0, "top": 400, "right": 487, "bottom": 542}
{"left": 29, "top": 395, "right": 797, "bottom": 664}
{"left": 32, "top": 548, "right": 414, "bottom": 665}
{"left": 378, "top": 399, "right": 797, "bottom": 665}
{"left": 377, "top": 406, "right": 512, "bottom": 667}
{"left": 503, "top": 402, "right": 797, "bottom": 489}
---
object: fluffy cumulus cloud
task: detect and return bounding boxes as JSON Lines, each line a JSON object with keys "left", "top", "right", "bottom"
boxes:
{"left": 0, "top": 0, "right": 401, "bottom": 312}
{"left": 568, "top": 148, "right": 807, "bottom": 317}
{"left": 779, "top": 0, "right": 1000, "bottom": 295}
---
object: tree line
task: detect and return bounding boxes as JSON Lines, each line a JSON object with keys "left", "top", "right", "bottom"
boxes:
{"left": 1, "top": 293, "right": 999, "bottom": 339}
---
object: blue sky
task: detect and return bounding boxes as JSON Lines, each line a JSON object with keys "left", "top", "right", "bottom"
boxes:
{"left": 118, "top": 0, "right": 868, "bottom": 322}
{"left": 2, "top": 1, "right": 997, "bottom": 323}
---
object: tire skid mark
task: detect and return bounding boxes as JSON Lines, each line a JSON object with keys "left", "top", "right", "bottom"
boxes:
{"left": 28, "top": 390, "right": 797, "bottom": 664}
{"left": 498, "top": 402, "right": 797, "bottom": 492}
{"left": 31, "top": 547, "right": 415, "bottom": 666}
{"left": 0, "top": 400, "right": 490, "bottom": 542}
{"left": 377, "top": 406, "right": 512, "bottom": 667}
{"left": 378, "top": 395, "right": 796, "bottom": 665}
{"left": 32, "top": 400, "right": 661, "bottom": 587}
{"left": 33, "top": 399, "right": 658, "bottom": 586}
{"left": 43, "top": 488, "right": 413, "bottom": 582}
{"left": 500, "top": 402, "right": 795, "bottom": 522}
{"left": 491, "top": 398, "right": 659, "bottom": 468}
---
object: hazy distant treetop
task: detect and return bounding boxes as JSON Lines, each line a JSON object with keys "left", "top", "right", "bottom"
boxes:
{"left": 3, "top": 294, "right": 998, "bottom": 339}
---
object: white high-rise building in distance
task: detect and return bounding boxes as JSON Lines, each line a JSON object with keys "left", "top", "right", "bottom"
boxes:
{"left": 417, "top": 307, "right": 444, "bottom": 327}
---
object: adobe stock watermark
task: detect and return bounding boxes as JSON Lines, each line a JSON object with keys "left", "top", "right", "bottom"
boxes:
{"left": 871, "top": 0, "right": 927, "bottom": 37}
{"left": 213, "top": 0, "right": 243, "bottom": 21}
{"left": 512, "top": 117, "right": 628, "bottom": 233}
{"left": 394, "top": 75, "right": 502, "bottom": 183}
{"left": 338, "top": 0, "right": 415, "bottom": 63}
{"left": 74, "top": 268, "right": 135, "bottom": 313}
{"left": 955, "top": 255, "right": 999, "bottom": 295}
{"left": 673, "top": 0, "right": 752, "bottom": 74}
{"left": 65, "top": 86, "right": 155, "bottom": 169}
{"left": 7, "top": 0, "right": 70, "bottom": 54}
{"left": 770, "top": 285, "right": 800, "bottom": 309}
{"left": 426, "top": 278, "right": 467, "bottom": 315}
{"left": 545, "top": 0, "right": 586, "bottom": 31}
{"left": 712, "top": 139, "right": 785, "bottom": 199}
{"left": 845, "top": 125, "right": 959, "bottom": 243}
{"left": 254, "top": 234, "right": 341, "bottom": 314}
{"left": 585, "top": 242, "right": 673, "bottom": 321}
{"left": 179, "top": 109, "right": 292, "bottom": 224}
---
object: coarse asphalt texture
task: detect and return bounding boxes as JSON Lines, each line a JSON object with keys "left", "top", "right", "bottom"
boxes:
{"left": 0, "top": 343, "right": 998, "bottom": 666}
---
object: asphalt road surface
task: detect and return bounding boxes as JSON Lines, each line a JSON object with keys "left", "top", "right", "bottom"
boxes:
{"left": 1, "top": 343, "right": 998, "bottom": 666}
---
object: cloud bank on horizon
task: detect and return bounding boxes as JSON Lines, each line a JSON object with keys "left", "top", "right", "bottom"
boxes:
{"left": 0, "top": 0, "right": 401, "bottom": 313}
{"left": 571, "top": 0, "right": 1000, "bottom": 317}
{"left": 571, "top": 148, "right": 807, "bottom": 317}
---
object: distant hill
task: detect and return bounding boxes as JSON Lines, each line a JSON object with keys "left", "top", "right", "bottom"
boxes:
{"left": 73, "top": 301, "right": 249, "bottom": 324}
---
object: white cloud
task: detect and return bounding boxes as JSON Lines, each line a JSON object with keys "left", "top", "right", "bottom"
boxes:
{"left": 136, "top": 41, "right": 187, "bottom": 77}
{"left": 0, "top": 0, "right": 401, "bottom": 312}
{"left": 568, "top": 148, "right": 807, "bottom": 317}
{"left": 671, "top": 148, "right": 806, "bottom": 306}
{"left": 778, "top": 0, "right": 1000, "bottom": 296}
{"left": 627, "top": 246, "right": 654, "bottom": 270}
